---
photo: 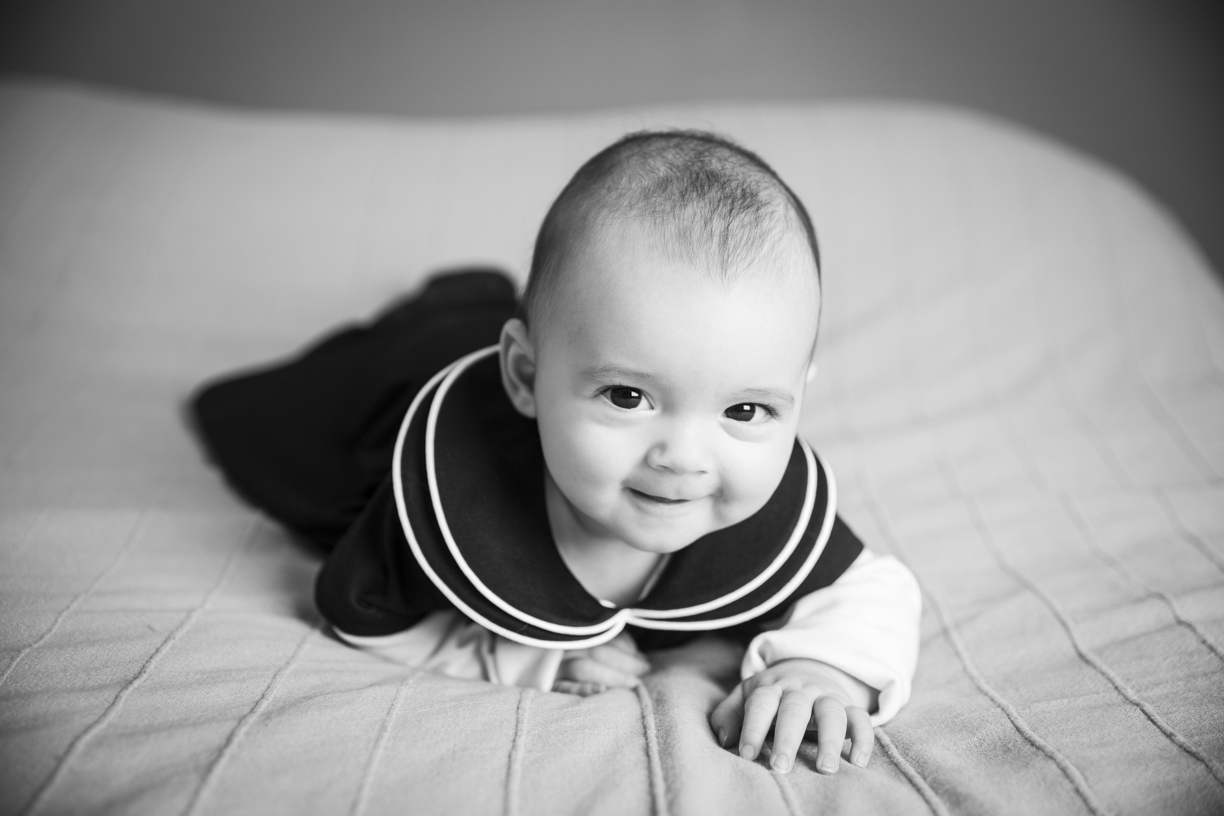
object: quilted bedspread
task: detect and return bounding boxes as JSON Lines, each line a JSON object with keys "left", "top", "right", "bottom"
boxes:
{"left": 1, "top": 80, "right": 1222, "bottom": 816}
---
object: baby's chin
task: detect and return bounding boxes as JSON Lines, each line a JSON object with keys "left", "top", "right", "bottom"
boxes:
{"left": 615, "top": 506, "right": 751, "bottom": 555}
{"left": 618, "top": 531, "right": 703, "bottom": 555}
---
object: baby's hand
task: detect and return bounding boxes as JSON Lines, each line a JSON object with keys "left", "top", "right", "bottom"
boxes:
{"left": 552, "top": 631, "right": 651, "bottom": 696}
{"left": 709, "top": 658, "right": 875, "bottom": 774}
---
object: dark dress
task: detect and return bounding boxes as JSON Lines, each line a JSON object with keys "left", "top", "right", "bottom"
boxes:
{"left": 191, "top": 269, "right": 863, "bottom": 651}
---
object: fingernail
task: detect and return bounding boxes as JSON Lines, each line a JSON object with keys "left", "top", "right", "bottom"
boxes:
{"left": 718, "top": 728, "right": 728, "bottom": 748}
{"left": 739, "top": 744, "right": 756, "bottom": 761}
{"left": 771, "top": 756, "right": 791, "bottom": 773}
{"left": 819, "top": 757, "right": 839, "bottom": 774}
{"left": 852, "top": 752, "right": 868, "bottom": 768}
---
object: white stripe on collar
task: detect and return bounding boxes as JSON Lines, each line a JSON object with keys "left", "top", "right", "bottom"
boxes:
{"left": 393, "top": 358, "right": 617, "bottom": 649}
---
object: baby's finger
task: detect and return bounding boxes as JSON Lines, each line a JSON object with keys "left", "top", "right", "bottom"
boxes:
{"left": 812, "top": 696, "right": 849, "bottom": 774}
{"left": 846, "top": 707, "right": 874, "bottom": 767}
{"left": 767, "top": 689, "right": 814, "bottom": 773}
{"left": 589, "top": 642, "right": 651, "bottom": 676}
{"left": 560, "top": 656, "right": 642, "bottom": 689}
{"left": 552, "top": 679, "right": 605, "bottom": 696}
{"left": 709, "top": 684, "right": 745, "bottom": 749}
{"left": 739, "top": 685, "right": 783, "bottom": 762}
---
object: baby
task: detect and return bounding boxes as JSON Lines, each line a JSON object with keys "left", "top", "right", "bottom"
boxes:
{"left": 194, "top": 130, "right": 920, "bottom": 776}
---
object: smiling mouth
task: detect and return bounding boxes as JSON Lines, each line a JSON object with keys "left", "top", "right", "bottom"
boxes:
{"left": 629, "top": 489, "right": 692, "bottom": 505}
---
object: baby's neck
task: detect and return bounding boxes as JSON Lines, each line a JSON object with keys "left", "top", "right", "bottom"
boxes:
{"left": 544, "top": 473, "right": 664, "bottom": 607}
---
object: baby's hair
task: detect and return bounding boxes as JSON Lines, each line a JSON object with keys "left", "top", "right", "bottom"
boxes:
{"left": 520, "top": 129, "right": 821, "bottom": 329}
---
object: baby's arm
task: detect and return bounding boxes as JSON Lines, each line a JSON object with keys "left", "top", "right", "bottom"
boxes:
{"left": 711, "top": 549, "right": 921, "bottom": 773}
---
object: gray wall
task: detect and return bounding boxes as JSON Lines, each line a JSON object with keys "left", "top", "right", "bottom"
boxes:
{"left": 3, "top": 0, "right": 1221, "bottom": 273}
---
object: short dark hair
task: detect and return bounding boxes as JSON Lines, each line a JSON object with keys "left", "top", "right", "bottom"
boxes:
{"left": 519, "top": 129, "right": 821, "bottom": 328}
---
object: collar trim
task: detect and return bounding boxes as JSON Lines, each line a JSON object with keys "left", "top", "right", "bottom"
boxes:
{"left": 392, "top": 360, "right": 609, "bottom": 648}
{"left": 426, "top": 347, "right": 613, "bottom": 636}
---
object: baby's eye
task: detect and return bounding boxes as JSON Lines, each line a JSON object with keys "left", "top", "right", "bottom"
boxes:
{"left": 605, "top": 386, "right": 646, "bottom": 410}
{"left": 724, "top": 403, "right": 773, "bottom": 423}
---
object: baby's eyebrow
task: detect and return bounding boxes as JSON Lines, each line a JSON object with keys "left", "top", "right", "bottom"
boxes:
{"left": 735, "top": 388, "right": 795, "bottom": 410}
{"left": 580, "top": 365, "right": 662, "bottom": 385}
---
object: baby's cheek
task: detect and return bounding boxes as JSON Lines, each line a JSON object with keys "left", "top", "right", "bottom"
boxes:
{"left": 717, "top": 443, "right": 792, "bottom": 517}
{"left": 543, "top": 420, "right": 634, "bottom": 498}
{"left": 570, "top": 424, "right": 638, "bottom": 483}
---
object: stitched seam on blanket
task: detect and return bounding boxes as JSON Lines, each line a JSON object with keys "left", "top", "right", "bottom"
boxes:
{"left": 635, "top": 683, "right": 670, "bottom": 816}
{"left": 349, "top": 125, "right": 396, "bottom": 287}
{"left": 0, "top": 507, "right": 46, "bottom": 562}
{"left": 934, "top": 168, "right": 1224, "bottom": 786}
{"left": 950, "top": 134, "right": 1224, "bottom": 786}
{"left": 770, "top": 771, "right": 803, "bottom": 816}
{"left": 875, "top": 728, "right": 949, "bottom": 816}
{"left": 861, "top": 496, "right": 1111, "bottom": 816}
{"left": 954, "top": 141, "right": 1224, "bottom": 667}
{"left": 1089, "top": 171, "right": 1223, "bottom": 480}
{"left": 0, "top": 95, "right": 105, "bottom": 372}
{"left": 954, "top": 483, "right": 1224, "bottom": 790}
{"left": 969, "top": 127, "right": 1136, "bottom": 493}
{"left": 1038, "top": 206, "right": 1135, "bottom": 491}
{"left": 1156, "top": 490, "right": 1224, "bottom": 575}
{"left": 955, "top": 143, "right": 1224, "bottom": 663}
{"left": 915, "top": 126, "right": 1116, "bottom": 812}
{"left": 1171, "top": 238, "right": 1224, "bottom": 379}
{"left": 3, "top": 106, "right": 196, "bottom": 449}
{"left": 351, "top": 669, "right": 423, "bottom": 816}
{"left": 0, "top": 510, "right": 148, "bottom": 690}
{"left": 957, "top": 154, "right": 1054, "bottom": 499}
{"left": 504, "top": 687, "right": 533, "bottom": 816}
{"left": 21, "top": 513, "right": 259, "bottom": 816}
{"left": 1060, "top": 493, "right": 1224, "bottom": 663}
{"left": 917, "top": 578, "right": 1110, "bottom": 816}
{"left": 926, "top": 128, "right": 1223, "bottom": 797}
{"left": 183, "top": 623, "right": 320, "bottom": 816}
{"left": 818, "top": 200, "right": 1111, "bottom": 813}
{"left": 0, "top": 94, "right": 87, "bottom": 245}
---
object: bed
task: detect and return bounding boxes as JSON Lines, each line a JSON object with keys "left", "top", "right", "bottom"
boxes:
{"left": 1, "top": 79, "right": 1221, "bottom": 816}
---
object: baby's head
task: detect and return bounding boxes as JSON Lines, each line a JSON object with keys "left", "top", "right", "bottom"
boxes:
{"left": 500, "top": 130, "right": 822, "bottom": 556}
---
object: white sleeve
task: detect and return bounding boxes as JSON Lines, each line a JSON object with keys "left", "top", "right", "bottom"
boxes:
{"left": 333, "top": 610, "right": 566, "bottom": 692}
{"left": 740, "top": 549, "right": 921, "bottom": 725}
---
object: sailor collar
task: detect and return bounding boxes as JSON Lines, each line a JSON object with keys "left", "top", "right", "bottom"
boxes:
{"left": 392, "top": 346, "right": 838, "bottom": 649}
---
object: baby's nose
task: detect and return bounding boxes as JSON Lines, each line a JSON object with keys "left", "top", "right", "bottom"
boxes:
{"left": 645, "top": 422, "right": 711, "bottom": 474}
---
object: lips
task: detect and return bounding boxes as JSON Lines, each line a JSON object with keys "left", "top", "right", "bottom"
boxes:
{"left": 628, "top": 488, "right": 696, "bottom": 505}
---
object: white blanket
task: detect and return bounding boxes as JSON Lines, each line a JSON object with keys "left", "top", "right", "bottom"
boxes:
{"left": 2, "top": 80, "right": 1222, "bottom": 815}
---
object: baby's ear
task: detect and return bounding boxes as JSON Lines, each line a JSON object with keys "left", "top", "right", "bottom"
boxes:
{"left": 499, "top": 318, "right": 539, "bottom": 417}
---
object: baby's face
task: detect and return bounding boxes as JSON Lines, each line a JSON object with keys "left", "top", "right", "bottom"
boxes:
{"left": 526, "top": 222, "right": 820, "bottom": 555}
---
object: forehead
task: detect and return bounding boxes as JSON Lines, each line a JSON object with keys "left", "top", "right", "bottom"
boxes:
{"left": 538, "top": 222, "right": 819, "bottom": 385}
